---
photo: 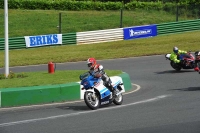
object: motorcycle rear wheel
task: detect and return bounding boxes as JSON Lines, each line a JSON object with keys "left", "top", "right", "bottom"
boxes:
{"left": 170, "top": 61, "right": 181, "bottom": 71}
{"left": 84, "top": 92, "right": 100, "bottom": 110}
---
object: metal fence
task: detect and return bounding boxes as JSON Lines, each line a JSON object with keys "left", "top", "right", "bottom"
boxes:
{"left": 0, "top": 4, "right": 200, "bottom": 39}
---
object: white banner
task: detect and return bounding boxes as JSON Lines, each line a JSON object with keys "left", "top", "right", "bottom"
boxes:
{"left": 25, "top": 34, "right": 62, "bottom": 48}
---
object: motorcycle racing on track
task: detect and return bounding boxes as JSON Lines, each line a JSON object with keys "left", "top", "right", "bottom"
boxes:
{"left": 165, "top": 52, "right": 195, "bottom": 71}
{"left": 79, "top": 72, "right": 124, "bottom": 110}
{"left": 165, "top": 46, "right": 200, "bottom": 72}
{"left": 194, "top": 51, "right": 200, "bottom": 74}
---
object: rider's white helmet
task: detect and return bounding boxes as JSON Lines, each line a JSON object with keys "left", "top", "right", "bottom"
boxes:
{"left": 173, "top": 46, "right": 178, "bottom": 53}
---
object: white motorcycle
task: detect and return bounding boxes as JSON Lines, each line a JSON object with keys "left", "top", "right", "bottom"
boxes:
{"left": 79, "top": 72, "right": 124, "bottom": 110}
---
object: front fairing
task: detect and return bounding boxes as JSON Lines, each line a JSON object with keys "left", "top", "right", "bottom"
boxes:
{"left": 81, "top": 76, "right": 99, "bottom": 90}
{"left": 94, "top": 80, "right": 111, "bottom": 100}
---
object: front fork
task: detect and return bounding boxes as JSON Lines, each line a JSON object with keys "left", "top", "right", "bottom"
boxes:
{"left": 115, "top": 84, "right": 123, "bottom": 96}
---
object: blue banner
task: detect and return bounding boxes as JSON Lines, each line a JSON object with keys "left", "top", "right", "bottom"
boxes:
{"left": 123, "top": 25, "right": 157, "bottom": 40}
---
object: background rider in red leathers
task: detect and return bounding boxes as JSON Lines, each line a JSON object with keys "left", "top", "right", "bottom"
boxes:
{"left": 87, "top": 57, "right": 116, "bottom": 98}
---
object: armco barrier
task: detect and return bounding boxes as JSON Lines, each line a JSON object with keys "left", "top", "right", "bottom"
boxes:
{"left": 76, "top": 28, "right": 123, "bottom": 45}
{"left": 0, "top": 72, "right": 132, "bottom": 108}
{"left": 62, "top": 32, "right": 77, "bottom": 45}
{"left": 0, "top": 19, "right": 200, "bottom": 50}
{"left": 157, "top": 19, "right": 200, "bottom": 35}
{"left": 119, "top": 72, "right": 132, "bottom": 92}
{"left": 0, "top": 83, "right": 80, "bottom": 107}
{"left": 0, "top": 33, "right": 77, "bottom": 51}
{"left": 0, "top": 37, "right": 26, "bottom": 50}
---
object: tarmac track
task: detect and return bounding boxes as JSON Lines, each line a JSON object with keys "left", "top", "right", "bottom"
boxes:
{"left": 0, "top": 55, "right": 200, "bottom": 133}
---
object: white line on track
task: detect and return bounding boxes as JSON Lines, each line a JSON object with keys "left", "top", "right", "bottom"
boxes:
{"left": 0, "top": 94, "right": 170, "bottom": 128}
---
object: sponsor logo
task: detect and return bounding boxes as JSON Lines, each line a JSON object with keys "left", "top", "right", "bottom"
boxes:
{"left": 25, "top": 34, "right": 62, "bottom": 48}
{"left": 129, "top": 29, "right": 152, "bottom": 37}
{"left": 101, "top": 101, "right": 109, "bottom": 105}
{"left": 94, "top": 82, "right": 100, "bottom": 87}
{"left": 29, "top": 34, "right": 59, "bottom": 46}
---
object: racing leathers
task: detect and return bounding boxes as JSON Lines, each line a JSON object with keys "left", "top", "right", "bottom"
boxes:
{"left": 170, "top": 50, "right": 199, "bottom": 71}
{"left": 170, "top": 50, "right": 187, "bottom": 63}
{"left": 89, "top": 64, "right": 114, "bottom": 93}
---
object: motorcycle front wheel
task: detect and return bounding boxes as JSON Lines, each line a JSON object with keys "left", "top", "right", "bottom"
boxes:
{"left": 84, "top": 92, "right": 100, "bottom": 110}
{"left": 113, "top": 87, "right": 123, "bottom": 105}
{"left": 196, "top": 62, "right": 200, "bottom": 74}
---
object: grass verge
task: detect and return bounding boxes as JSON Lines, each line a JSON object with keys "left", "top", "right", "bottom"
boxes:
{"left": 0, "top": 26, "right": 199, "bottom": 89}
{"left": 0, "top": 9, "right": 196, "bottom": 38}
{"left": 0, "top": 30, "right": 200, "bottom": 68}
{"left": 0, "top": 70, "right": 122, "bottom": 89}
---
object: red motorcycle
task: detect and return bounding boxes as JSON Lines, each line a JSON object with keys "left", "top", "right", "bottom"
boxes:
{"left": 165, "top": 52, "right": 196, "bottom": 71}
{"left": 195, "top": 51, "right": 200, "bottom": 73}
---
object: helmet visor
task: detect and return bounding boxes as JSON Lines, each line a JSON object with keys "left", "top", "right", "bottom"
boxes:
{"left": 174, "top": 50, "right": 178, "bottom": 53}
{"left": 87, "top": 63, "right": 92, "bottom": 67}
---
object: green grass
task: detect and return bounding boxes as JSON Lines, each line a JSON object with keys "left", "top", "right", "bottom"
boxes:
{"left": 0, "top": 70, "right": 122, "bottom": 89}
{"left": 0, "top": 30, "right": 199, "bottom": 68}
{"left": 0, "top": 9, "right": 199, "bottom": 89}
{"left": 0, "top": 30, "right": 199, "bottom": 89}
{"left": 0, "top": 9, "right": 196, "bottom": 38}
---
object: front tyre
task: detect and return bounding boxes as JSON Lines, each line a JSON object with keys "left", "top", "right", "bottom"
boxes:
{"left": 113, "top": 87, "right": 123, "bottom": 105}
{"left": 84, "top": 92, "right": 100, "bottom": 110}
{"left": 197, "top": 62, "right": 200, "bottom": 69}
{"left": 196, "top": 62, "right": 200, "bottom": 74}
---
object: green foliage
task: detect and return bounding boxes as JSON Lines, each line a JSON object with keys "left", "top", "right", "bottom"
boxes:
{"left": 0, "top": 0, "right": 123, "bottom": 11}
{"left": 162, "top": 2, "right": 176, "bottom": 12}
{"left": 0, "top": 71, "right": 28, "bottom": 80}
{"left": 0, "top": 0, "right": 199, "bottom": 11}
{"left": 125, "top": 1, "right": 164, "bottom": 10}
{"left": 0, "top": 74, "right": 5, "bottom": 80}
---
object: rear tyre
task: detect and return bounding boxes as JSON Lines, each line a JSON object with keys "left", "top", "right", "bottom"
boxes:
{"left": 84, "top": 92, "right": 100, "bottom": 110}
{"left": 170, "top": 61, "right": 181, "bottom": 71}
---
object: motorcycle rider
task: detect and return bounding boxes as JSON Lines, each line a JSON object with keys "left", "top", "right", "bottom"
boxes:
{"left": 170, "top": 46, "right": 199, "bottom": 71}
{"left": 87, "top": 57, "right": 116, "bottom": 98}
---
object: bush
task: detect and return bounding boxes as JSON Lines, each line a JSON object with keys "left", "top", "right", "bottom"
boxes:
{"left": 125, "top": 1, "right": 164, "bottom": 10}
{"left": 0, "top": 71, "right": 28, "bottom": 80}
{"left": 0, "top": 0, "right": 199, "bottom": 12}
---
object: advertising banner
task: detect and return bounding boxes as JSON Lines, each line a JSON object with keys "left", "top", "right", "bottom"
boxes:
{"left": 123, "top": 25, "right": 157, "bottom": 40}
{"left": 25, "top": 34, "right": 62, "bottom": 48}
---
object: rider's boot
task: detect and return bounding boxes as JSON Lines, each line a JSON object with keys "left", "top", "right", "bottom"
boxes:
{"left": 106, "top": 83, "right": 115, "bottom": 99}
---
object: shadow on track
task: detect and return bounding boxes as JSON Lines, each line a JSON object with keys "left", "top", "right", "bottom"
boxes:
{"left": 155, "top": 70, "right": 195, "bottom": 74}
{"left": 170, "top": 87, "right": 200, "bottom": 91}
{"left": 57, "top": 103, "right": 117, "bottom": 111}
{"left": 57, "top": 105, "right": 89, "bottom": 111}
